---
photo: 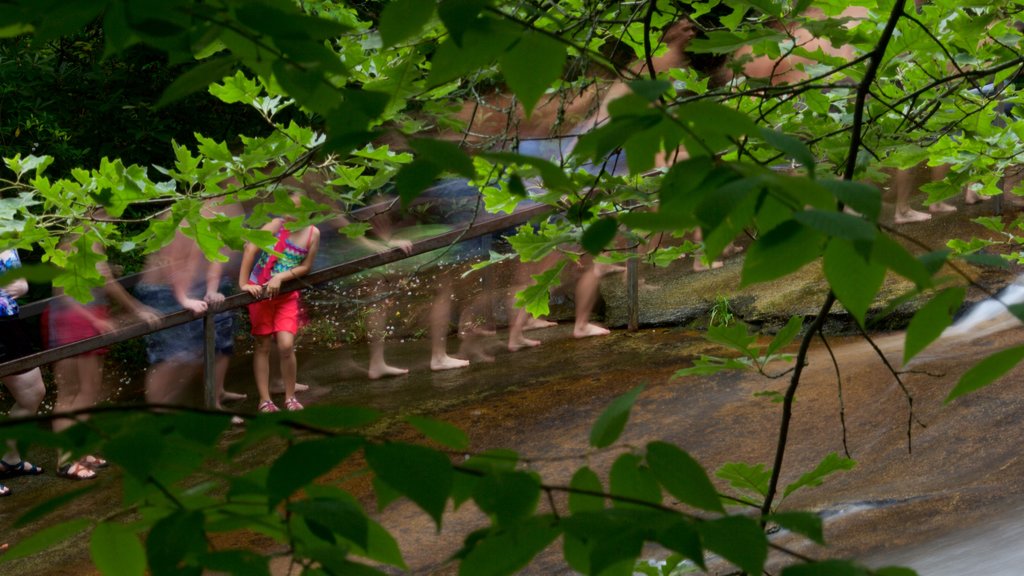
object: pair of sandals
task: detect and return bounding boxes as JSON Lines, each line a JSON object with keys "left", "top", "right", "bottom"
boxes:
{"left": 0, "top": 459, "right": 45, "bottom": 496}
{"left": 57, "top": 455, "right": 108, "bottom": 481}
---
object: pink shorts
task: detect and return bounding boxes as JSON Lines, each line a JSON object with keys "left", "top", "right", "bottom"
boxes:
{"left": 46, "top": 305, "right": 110, "bottom": 354}
{"left": 247, "top": 292, "right": 301, "bottom": 336}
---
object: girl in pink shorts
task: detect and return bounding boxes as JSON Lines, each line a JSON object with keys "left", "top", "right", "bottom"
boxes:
{"left": 239, "top": 217, "right": 320, "bottom": 412}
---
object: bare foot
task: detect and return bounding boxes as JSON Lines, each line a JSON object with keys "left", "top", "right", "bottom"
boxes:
{"left": 595, "top": 263, "right": 627, "bottom": 277}
{"left": 693, "top": 258, "right": 724, "bottom": 272}
{"left": 508, "top": 336, "right": 542, "bottom": 352}
{"left": 220, "top": 391, "right": 247, "bottom": 403}
{"left": 368, "top": 364, "right": 409, "bottom": 380}
{"left": 461, "top": 325, "right": 496, "bottom": 337}
{"left": 574, "top": 323, "right": 611, "bottom": 338}
{"left": 431, "top": 355, "right": 471, "bottom": 371}
{"left": 894, "top": 208, "right": 932, "bottom": 224}
{"left": 523, "top": 317, "right": 557, "bottom": 331}
{"left": 928, "top": 201, "right": 957, "bottom": 213}
{"left": 722, "top": 243, "right": 744, "bottom": 257}
{"left": 964, "top": 186, "right": 987, "bottom": 205}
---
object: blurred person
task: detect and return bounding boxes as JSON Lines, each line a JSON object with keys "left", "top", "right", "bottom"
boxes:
{"left": 49, "top": 223, "right": 161, "bottom": 479}
{"left": 0, "top": 248, "right": 46, "bottom": 492}
{"left": 135, "top": 207, "right": 239, "bottom": 410}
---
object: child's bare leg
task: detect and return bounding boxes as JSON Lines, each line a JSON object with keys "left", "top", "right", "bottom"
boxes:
{"left": 430, "top": 281, "right": 469, "bottom": 371}
{"left": 367, "top": 305, "right": 407, "bottom": 379}
{"left": 894, "top": 168, "right": 931, "bottom": 223}
{"left": 3, "top": 369, "right": 45, "bottom": 464}
{"left": 927, "top": 165, "right": 957, "bottom": 213}
{"left": 691, "top": 228, "right": 723, "bottom": 272}
{"left": 146, "top": 361, "right": 199, "bottom": 406}
{"left": 276, "top": 331, "right": 297, "bottom": 400}
{"left": 508, "top": 307, "right": 541, "bottom": 352}
{"left": 574, "top": 263, "right": 610, "bottom": 338}
{"left": 253, "top": 335, "right": 274, "bottom": 404}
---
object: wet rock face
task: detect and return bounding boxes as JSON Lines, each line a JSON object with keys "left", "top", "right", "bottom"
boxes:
{"left": 599, "top": 193, "right": 1019, "bottom": 336}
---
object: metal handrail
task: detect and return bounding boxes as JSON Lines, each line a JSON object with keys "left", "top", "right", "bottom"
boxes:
{"left": 0, "top": 203, "right": 554, "bottom": 381}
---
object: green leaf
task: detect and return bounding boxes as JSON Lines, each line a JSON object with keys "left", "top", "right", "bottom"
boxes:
{"left": 1, "top": 518, "right": 90, "bottom": 562}
{"left": 781, "top": 559, "right": 868, "bottom": 575}
{"left": 794, "top": 210, "right": 877, "bottom": 242}
{"left": 499, "top": 31, "right": 567, "bottom": 116}
{"left": 706, "top": 322, "right": 758, "bottom": 356}
{"left": 410, "top": 139, "right": 474, "bottom": 177}
{"left": 872, "top": 235, "right": 932, "bottom": 289}
{"left": 783, "top": 453, "right": 855, "bottom": 498}
{"left": 698, "top": 516, "right": 767, "bottom": 575}
{"left": 157, "top": 56, "right": 238, "bottom": 108}
{"left": 820, "top": 180, "right": 882, "bottom": 222}
{"left": 146, "top": 510, "right": 206, "bottom": 576}
{"left": 760, "top": 128, "right": 815, "bottom": 175}
{"left": 365, "top": 442, "right": 453, "bottom": 527}
{"left": 655, "top": 522, "right": 705, "bottom": 570}
{"left": 768, "top": 512, "right": 825, "bottom": 544}
{"left": 91, "top": 522, "right": 146, "bottom": 576}
{"left": 406, "top": 416, "right": 469, "bottom": 450}
{"left": 609, "top": 453, "right": 662, "bottom": 508}
{"left": 946, "top": 344, "right": 1024, "bottom": 403}
{"left": 646, "top": 442, "right": 724, "bottom": 513}
{"left": 458, "top": 517, "right": 560, "bottom": 576}
{"left": 903, "top": 288, "right": 965, "bottom": 364}
{"left": 473, "top": 471, "right": 541, "bottom": 526}
{"left": 267, "top": 437, "right": 363, "bottom": 507}
{"left": 568, "top": 467, "right": 605, "bottom": 513}
{"left": 290, "top": 498, "right": 370, "bottom": 550}
{"left": 823, "top": 239, "right": 886, "bottom": 326}
{"left": 716, "top": 461, "right": 771, "bottom": 499}
{"left": 379, "top": 0, "right": 436, "bottom": 48}
{"left": 674, "top": 355, "right": 752, "bottom": 377}
{"left": 199, "top": 551, "right": 271, "bottom": 576}
{"left": 589, "top": 385, "right": 644, "bottom": 448}
{"left": 630, "top": 79, "right": 672, "bottom": 102}
{"left": 741, "top": 221, "right": 823, "bottom": 286}
{"left": 482, "top": 152, "right": 572, "bottom": 191}
{"left": 438, "top": 0, "right": 491, "bottom": 45}
{"left": 581, "top": 217, "right": 618, "bottom": 255}
{"left": 765, "top": 316, "right": 804, "bottom": 357}
{"left": 396, "top": 160, "right": 443, "bottom": 206}
{"left": 514, "top": 260, "right": 566, "bottom": 317}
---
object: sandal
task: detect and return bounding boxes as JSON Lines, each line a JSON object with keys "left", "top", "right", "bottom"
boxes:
{"left": 0, "top": 483, "right": 9, "bottom": 497}
{"left": 80, "top": 455, "right": 109, "bottom": 470}
{"left": 57, "top": 461, "right": 97, "bottom": 481}
{"left": 258, "top": 400, "right": 279, "bottom": 413}
{"left": 284, "top": 397, "right": 304, "bottom": 411}
{"left": 0, "top": 460, "right": 44, "bottom": 478}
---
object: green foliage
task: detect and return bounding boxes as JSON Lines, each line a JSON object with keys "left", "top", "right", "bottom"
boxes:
{"left": 1, "top": 0, "right": 1018, "bottom": 573}
{"left": 589, "top": 385, "right": 644, "bottom": 449}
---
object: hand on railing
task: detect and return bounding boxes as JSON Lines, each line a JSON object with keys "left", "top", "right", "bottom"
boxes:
{"left": 133, "top": 305, "right": 161, "bottom": 328}
{"left": 181, "top": 298, "right": 208, "bottom": 316}
{"left": 240, "top": 283, "right": 263, "bottom": 300}
{"left": 204, "top": 291, "right": 226, "bottom": 311}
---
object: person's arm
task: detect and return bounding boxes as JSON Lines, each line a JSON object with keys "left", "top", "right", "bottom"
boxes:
{"left": 166, "top": 232, "right": 208, "bottom": 316}
{"left": 204, "top": 259, "right": 226, "bottom": 308}
{"left": 238, "top": 219, "right": 281, "bottom": 299}
{"left": 2, "top": 278, "right": 27, "bottom": 300}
